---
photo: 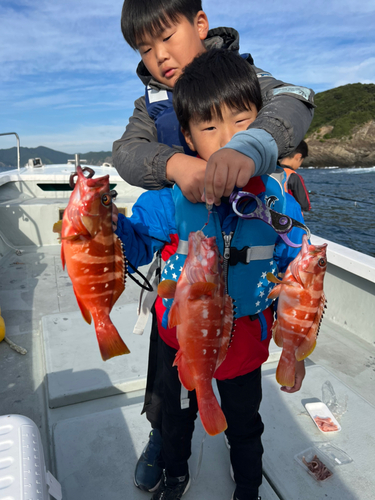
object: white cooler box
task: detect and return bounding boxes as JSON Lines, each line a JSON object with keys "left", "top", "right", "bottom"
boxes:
{"left": 0, "top": 414, "right": 62, "bottom": 500}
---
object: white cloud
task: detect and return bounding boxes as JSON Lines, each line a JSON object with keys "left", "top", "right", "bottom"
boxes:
{"left": 12, "top": 124, "right": 127, "bottom": 154}
{"left": 0, "top": 0, "right": 374, "bottom": 152}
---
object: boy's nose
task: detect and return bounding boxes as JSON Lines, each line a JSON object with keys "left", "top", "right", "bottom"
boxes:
{"left": 220, "top": 129, "right": 234, "bottom": 148}
{"left": 155, "top": 45, "right": 168, "bottom": 63}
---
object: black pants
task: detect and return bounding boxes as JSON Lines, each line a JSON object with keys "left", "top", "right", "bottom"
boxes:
{"left": 141, "top": 306, "right": 164, "bottom": 429}
{"left": 144, "top": 330, "right": 264, "bottom": 500}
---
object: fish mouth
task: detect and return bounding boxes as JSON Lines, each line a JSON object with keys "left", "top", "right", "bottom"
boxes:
{"left": 86, "top": 175, "right": 109, "bottom": 188}
{"left": 76, "top": 165, "right": 110, "bottom": 189}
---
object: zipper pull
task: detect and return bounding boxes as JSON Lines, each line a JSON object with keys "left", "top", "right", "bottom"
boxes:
{"left": 222, "top": 231, "right": 233, "bottom": 260}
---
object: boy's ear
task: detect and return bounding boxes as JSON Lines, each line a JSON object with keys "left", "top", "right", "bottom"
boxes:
{"left": 181, "top": 129, "right": 196, "bottom": 152}
{"left": 195, "top": 11, "right": 209, "bottom": 41}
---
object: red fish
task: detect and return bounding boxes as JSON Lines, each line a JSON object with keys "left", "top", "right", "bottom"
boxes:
{"left": 158, "top": 231, "right": 233, "bottom": 436}
{"left": 59, "top": 166, "right": 129, "bottom": 361}
{"left": 267, "top": 234, "right": 327, "bottom": 387}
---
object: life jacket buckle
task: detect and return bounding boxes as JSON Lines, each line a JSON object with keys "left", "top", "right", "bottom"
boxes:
{"left": 229, "top": 246, "right": 251, "bottom": 266}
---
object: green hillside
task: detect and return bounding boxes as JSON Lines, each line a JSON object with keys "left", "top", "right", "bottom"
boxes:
{"left": 307, "top": 83, "right": 375, "bottom": 139}
{"left": 0, "top": 146, "right": 112, "bottom": 168}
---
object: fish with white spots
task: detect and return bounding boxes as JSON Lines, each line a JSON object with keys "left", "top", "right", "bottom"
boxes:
{"left": 57, "top": 166, "right": 129, "bottom": 361}
{"left": 158, "top": 230, "right": 233, "bottom": 436}
{"left": 267, "top": 234, "right": 327, "bottom": 387}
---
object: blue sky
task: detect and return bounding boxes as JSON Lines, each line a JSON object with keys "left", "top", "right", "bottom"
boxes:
{"left": 1, "top": 0, "right": 374, "bottom": 153}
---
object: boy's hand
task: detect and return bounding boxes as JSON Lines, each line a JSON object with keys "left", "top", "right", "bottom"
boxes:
{"left": 280, "top": 360, "right": 306, "bottom": 394}
{"left": 203, "top": 149, "right": 256, "bottom": 205}
{"left": 166, "top": 154, "right": 207, "bottom": 203}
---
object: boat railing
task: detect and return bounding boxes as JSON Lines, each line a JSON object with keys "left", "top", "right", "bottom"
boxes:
{"left": 0, "top": 132, "right": 20, "bottom": 170}
{"left": 67, "top": 153, "right": 86, "bottom": 171}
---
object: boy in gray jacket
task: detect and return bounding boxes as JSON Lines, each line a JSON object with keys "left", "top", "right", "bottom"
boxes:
{"left": 113, "top": 0, "right": 315, "bottom": 205}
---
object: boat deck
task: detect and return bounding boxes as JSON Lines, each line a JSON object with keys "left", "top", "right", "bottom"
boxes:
{"left": 1, "top": 244, "right": 375, "bottom": 500}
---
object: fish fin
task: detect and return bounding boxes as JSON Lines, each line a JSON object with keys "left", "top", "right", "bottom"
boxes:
{"left": 215, "top": 295, "right": 233, "bottom": 370}
{"left": 111, "top": 234, "right": 126, "bottom": 307}
{"left": 174, "top": 350, "right": 195, "bottom": 391}
{"left": 53, "top": 220, "right": 62, "bottom": 234}
{"left": 267, "top": 272, "right": 282, "bottom": 284}
{"left": 158, "top": 280, "right": 177, "bottom": 299}
{"left": 290, "top": 260, "right": 305, "bottom": 286}
{"left": 276, "top": 349, "right": 296, "bottom": 387}
{"left": 61, "top": 243, "right": 66, "bottom": 270}
{"left": 188, "top": 282, "right": 217, "bottom": 300}
{"left": 272, "top": 319, "right": 283, "bottom": 347}
{"left": 53, "top": 220, "right": 62, "bottom": 242}
{"left": 295, "top": 337, "right": 316, "bottom": 361}
{"left": 295, "top": 293, "right": 326, "bottom": 361}
{"left": 168, "top": 302, "right": 181, "bottom": 328}
{"left": 267, "top": 284, "right": 282, "bottom": 300}
{"left": 60, "top": 233, "right": 82, "bottom": 241}
{"left": 73, "top": 289, "right": 92, "bottom": 325}
{"left": 196, "top": 383, "right": 227, "bottom": 436}
{"left": 93, "top": 313, "right": 130, "bottom": 361}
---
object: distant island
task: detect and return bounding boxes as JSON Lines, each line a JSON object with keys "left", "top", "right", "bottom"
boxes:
{"left": 1, "top": 83, "right": 374, "bottom": 169}
{"left": 0, "top": 146, "right": 113, "bottom": 169}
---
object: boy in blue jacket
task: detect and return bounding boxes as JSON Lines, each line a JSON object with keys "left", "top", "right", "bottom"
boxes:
{"left": 114, "top": 49, "right": 307, "bottom": 500}
{"left": 114, "top": 1, "right": 314, "bottom": 493}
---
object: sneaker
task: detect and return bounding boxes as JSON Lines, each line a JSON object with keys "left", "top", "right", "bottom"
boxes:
{"left": 134, "top": 429, "right": 163, "bottom": 492}
{"left": 151, "top": 470, "right": 190, "bottom": 500}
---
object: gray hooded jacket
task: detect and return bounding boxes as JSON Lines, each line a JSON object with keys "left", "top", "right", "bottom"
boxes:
{"left": 112, "top": 27, "right": 315, "bottom": 190}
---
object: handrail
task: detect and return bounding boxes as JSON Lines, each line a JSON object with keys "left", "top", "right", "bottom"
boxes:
{"left": 0, "top": 132, "right": 20, "bottom": 170}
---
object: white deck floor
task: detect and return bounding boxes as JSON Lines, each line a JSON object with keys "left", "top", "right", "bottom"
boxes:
{"left": 1, "top": 244, "right": 375, "bottom": 499}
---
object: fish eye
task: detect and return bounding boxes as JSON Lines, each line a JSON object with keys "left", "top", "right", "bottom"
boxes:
{"left": 101, "top": 194, "right": 112, "bottom": 206}
{"left": 318, "top": 258, "right": 326, "bottom": 267}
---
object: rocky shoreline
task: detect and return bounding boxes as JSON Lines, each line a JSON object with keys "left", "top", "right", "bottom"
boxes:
{"left": 304, "top": 120, "right": 375, "bottom": 168}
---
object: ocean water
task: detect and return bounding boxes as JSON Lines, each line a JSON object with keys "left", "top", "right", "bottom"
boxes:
{"left": 1, "top": 165, "right": 375, "bottom": 257}
{"left": 300, "top": 166, "right": 375, "bottom": 258}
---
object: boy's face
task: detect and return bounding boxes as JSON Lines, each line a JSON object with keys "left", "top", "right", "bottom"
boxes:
{"left": 182, "top": 104, "right": 258, "bottom": 162}
{"left": 136, "top": 12, "right": 208, "bottom": 88}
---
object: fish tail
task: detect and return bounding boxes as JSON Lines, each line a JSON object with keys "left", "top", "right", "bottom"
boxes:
{"left": 94, "top": 315, "right": 130, "bottom": 361}
{"left": 272, "top": 319, "right": 283, "bottom": 347}
{"left": 276, "top": 349, "right": 296, "bottom": 387}
{"left": 196, "top": 384, "right": 227, "bottom": 436}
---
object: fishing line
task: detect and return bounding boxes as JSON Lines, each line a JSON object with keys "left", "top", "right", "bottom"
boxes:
{"left": 200, "top": 209, "right": 212, "bottom": 232}
{"left": 309, "top": 192, "right": 375, "bottom": 206}
{"left": 126, "top": 258, "right": 154, "bottom": 292}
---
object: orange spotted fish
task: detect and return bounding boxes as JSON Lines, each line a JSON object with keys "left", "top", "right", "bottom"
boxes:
{"left": 158, "top": 231, "right": 233, "bottom": 436}
{"left": 59, "top": 166, "right": 129, "bottom": 361}
{"left": 267, "top": 234, "right": 327, "bottom": 387}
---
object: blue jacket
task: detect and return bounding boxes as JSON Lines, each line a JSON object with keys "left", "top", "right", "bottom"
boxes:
{"left": 115, "top": 170, "right": 305, "bottom": 322}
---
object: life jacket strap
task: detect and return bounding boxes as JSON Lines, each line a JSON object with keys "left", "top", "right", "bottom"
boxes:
{"left": 133, "top": 255, "right": 164, "bottom": 335}
{"left": 229, "top": 245, "right": 274, "bottom": 266}
{"left": 249, "top": 311, "right": 268, "bottom": 341}
{"left": 176, "top": 239, "right": 189, "bottom": 255}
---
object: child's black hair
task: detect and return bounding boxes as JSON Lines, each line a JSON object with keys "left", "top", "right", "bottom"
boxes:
{"left": 173, "top": 49, "right": 263, "bottom": 132}
{"left": 121, "top": 0, "right": 203, "bottom": 50}
{"left": 286, "top": 140, "right": 309, "bottom": 159}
